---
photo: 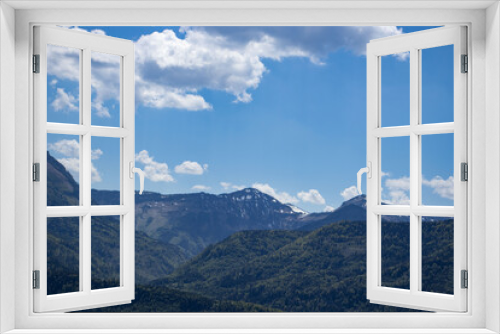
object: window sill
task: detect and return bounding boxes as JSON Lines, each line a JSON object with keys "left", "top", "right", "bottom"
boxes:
{"left": 4, "top": 329, "right": 497, "bottom": 334}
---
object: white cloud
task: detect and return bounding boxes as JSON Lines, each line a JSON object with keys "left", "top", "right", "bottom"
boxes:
{"left": 135, "top": 150, "right": 174, "bottom": 182}
{"left": 50, "top": 79, "right": 58, "bottom": 86}
{"left": 220, "top": 182, "right": 232, "bottom": 190}
{"left": 137, "top": 82, "right": 212, "bottom": 111}
{"left": 91, "top": 149, "right": 103, "bottom": 160}
{"left": 58, "top": 26, "right": 403, "bottom": 112}
{"left": 90, "top": 52, "right": 120, "bottom": 118}
{"left": 51, "top": 88, "right": 78, "bottom": 112}
{"left": 174, "top": 161, "right": 208, "bottom": 175}
{"left": 48, "top": 139, "right": 80, "bottom": 157}
{"left": 341, "top": 185, "right": 360, "bottom": 201}
{"left": 48, "top": 139, "right": 102, "bottom": 182}
{"left": 192, "top": 185, "right": 211, "bottom": 191}
{"left": 423, "top": 176, "right": 454, "bottom": 200}
{"left": 393, "top": 51, "right": 410, "bottom": 61}
{"left": 46, "top": 41, "right": 119, "bottom": 119}
{"left": 91, "top": 165, "right": 102, "bottom": 182}
{"left": 220, "top": 182, "right": 245, "bottom": 191}
{"left": 385, "top": 176, "right": 410, "bottom": 191}
{"left": 297, "top": 189, "right": 326, "bottom": 205}
{"left": 133, "top": 26, "right": 403, "bottom": 110}
{"left": 57, "top": 157, "right": 79, "bottom": 174}
{"left": 93, "top": 102, "right": 111, "bottom": 118}
{"left": 324, "top": 205, "right": 335, "bottom": 212}
{"left": 252, "top": 182, "right": 299, "bottom": 204}
{"left": 58, "top": 157, "right": 100, "bottom": 183}
{"left": 383, "top": 176, "right": 410, "bottom": 205}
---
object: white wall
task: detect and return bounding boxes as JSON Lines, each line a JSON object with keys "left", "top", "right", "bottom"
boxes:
{"left": 486, "top": 2, "right": 500, "bottom": 332}
{"left": 0, "top": 2, "right": 16, "bottom": 333}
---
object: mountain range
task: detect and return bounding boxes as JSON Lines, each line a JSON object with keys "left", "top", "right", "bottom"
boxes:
{"left": 47, "top": 151, "right": 453, "bottom": 312}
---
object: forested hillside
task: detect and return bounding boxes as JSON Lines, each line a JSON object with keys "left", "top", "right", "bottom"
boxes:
{"left": 46, "top": 151, "right": 453, "bottom": 312}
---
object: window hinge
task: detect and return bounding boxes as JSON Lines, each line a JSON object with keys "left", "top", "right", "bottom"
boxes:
{"left": 461, "top": 270, "right": 468, "bottom": 289}
{"left": 461, "top": 162, "right": 468, "bottom": 182}
{"left": 33, "top": 163, "right": 40, "bottom": 182}
{"left": 33, "top": 270, "right": 40, "bottom": 289}
{"left": 33, "top": 54, "right": 40, "bottom": 73}
{"left": 461, "top": 54, "right": 468, "bottom": 73}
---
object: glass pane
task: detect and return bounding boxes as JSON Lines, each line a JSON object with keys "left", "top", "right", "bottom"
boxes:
{"left": 91, "top": 52, "right": 121, "bottom": 127}
{"left": 47, "top": 133, "right": 80, "bottom": 206}
{"left": 92, "top": 215, "right": 121, "bottom": 290}
{"left": 381, "top": 136, "right": 410, "bottom": 205}
{"left": 381, "top": 52, "right": 410, "bottom": 127}
{"left": 47, "top": 44, "right": 81, "bottom": 124}
{"left": 91, "top": 137, "right": 121, "bottom": 205}
{"left": 47, "top": 217, "right": 80, "bottom": 295}
{"left": 381, "top": 215, "right": 410, "bottom": 290}
{"left": 421, "top": 133, "right": 454, "bottom": 206}
{"left": 421, "top": 216, "right": 454, "bottom": 294}
{"left": 421, "top": 45, "right": 454, "bottom": 124}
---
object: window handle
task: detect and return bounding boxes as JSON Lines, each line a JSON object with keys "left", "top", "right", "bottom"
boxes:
{"left": 129, "top": 162, "right": 145, "bottom": 195}
{"left": 357, "top": 162, "right": 372, "bottom": 195}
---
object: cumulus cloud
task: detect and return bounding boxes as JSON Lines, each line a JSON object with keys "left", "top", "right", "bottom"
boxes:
{"left": 48, "top": 139, "right": 102, "bottom": 182}
{"left": 137, "top": 82, "right": 212, "bottom": 111}
{"left": 220, "top": 182, "right": 245, "bottom": 191}
{"left": 341, "top": 185, "right": 360, "bottom": 201}
{"left": 381, "top": 175, "right": 454, "bottom": 204}
{"left": 252, "top": 182, "right": 299, "bottom": 204}
{"left": 46, "top": 42, "right": 119, "bottom": 119}
{"left": 174, "top": 161, "right": 208, "bottom": 175}
{"left": 48, "top": 139, "right": 80, "bottom": 157}
{"left": 135, "top": 150, "right": 174, "bottom": 182}
{"left": 91, "top": 148, "right": 103, "bottom": 160}
{"left": 51, "top": 88, "right": 78, "bottom": 112}
{"left": 324, "top": 205, "right": 335, "bottom": 212}
{"left": 383, "top": 176, "right": 410, "bottom": 205}
{"left": 297, "top": 189, "right": 326, "bottom": 205}
{"left": 134, "top": 26, "right": 403, "bottom": 108}
{"left": 192, "top": 185, "right": 211, "bottom": 191}
{"left": 56, "top": 26, "right": 403, "bottom": 112}
{"left": 90, "top": 52, "right": 121, "bottom": 118}
{"left": 423, "top": 176, "right": 454, "bottom": 200}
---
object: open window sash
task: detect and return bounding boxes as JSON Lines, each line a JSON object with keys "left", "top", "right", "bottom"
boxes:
{"left": 366, "top": 26, "right": 467, "bottom": 312}
{"left": 33, "top": 26, "right": 136, "bottom": 312}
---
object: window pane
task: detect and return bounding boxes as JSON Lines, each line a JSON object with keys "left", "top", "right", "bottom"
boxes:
{"left": 381, "top": 215, "right": 410, "bottom": 290}
{"left": 47, "top": 217, "right": 80, "bottom": 295}
{"left": 91, "top": 137, "right": 121, "bottom": 205}
{"left": 421, "top": 45, "right": 454, "bottom": 124}
{"left": 47, "top": 44, "right": 81, "bottom": 124}
{"left": 421, "top": 216, "right": 454, "bottom": 294}
{"left": 47, "top": 133, "right": 80, "bottom": 206}
{"left": 92, "top": 216, "right": 121, "bottom": 290}
{"left": 381, "top": 52, "right": 410, "bottom": 127}
{"left": 421, "top": 133, "right": 454, "bottom": 206}
{"left": 91, "top": 52, "right": 121, "bottom": 127}
{"left": 381, "top": 136, "right": 410, "bottom": 205}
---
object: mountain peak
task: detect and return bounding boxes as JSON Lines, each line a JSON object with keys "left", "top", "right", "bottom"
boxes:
{"left": 340, "top": 194, "right": 366, "bottom": 209}
{"left": 231, "top": 187, "right": 263, "bottom": 195}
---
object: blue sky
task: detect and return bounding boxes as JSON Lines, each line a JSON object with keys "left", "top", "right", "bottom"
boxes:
{"left": 46, "top": 26, "right": 454, "bottom": 212}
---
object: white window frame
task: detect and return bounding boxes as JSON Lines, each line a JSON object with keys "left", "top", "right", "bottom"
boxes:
{"left": 366, "top": 26, "right": 467, "bottom": 312}
{"left": 33, "top": 25, "right": 136, "bottom": 313}
{"left": 1, "top": 1, "right": 499, "bottom": 333}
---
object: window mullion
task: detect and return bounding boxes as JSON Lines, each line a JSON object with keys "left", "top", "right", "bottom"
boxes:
{"left": 82, "top": 47, "right": 92, "bottom": 294}
{"left": 409, "top": 47, "right": 420, "bottom": 294}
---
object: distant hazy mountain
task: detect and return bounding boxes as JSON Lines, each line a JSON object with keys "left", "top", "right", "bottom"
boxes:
{"left": 130, "top": 188, "right": 312, "bottom": 257}
{"left": 296, "top": 195, "right": 367, "bottom": 231}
